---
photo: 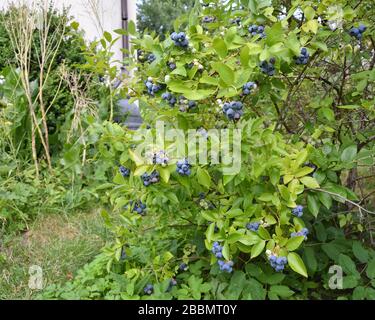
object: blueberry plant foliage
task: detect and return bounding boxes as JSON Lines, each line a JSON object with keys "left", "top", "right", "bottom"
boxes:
{"left": 47, "top": 0, "right": 375, "bottom": 299}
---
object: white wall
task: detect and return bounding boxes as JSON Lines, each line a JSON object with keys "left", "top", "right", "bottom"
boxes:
{"left": 0, "top": 0, "right": 137, "bottom": 63}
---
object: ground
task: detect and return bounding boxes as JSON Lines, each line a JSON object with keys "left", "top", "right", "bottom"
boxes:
{"left": 0, "top": 210, "right": 110, "bottom": 300}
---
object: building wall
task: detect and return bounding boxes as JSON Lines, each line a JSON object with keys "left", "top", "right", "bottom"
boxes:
{"left": 0, "top": 0, "right": 137, "bottom": 62}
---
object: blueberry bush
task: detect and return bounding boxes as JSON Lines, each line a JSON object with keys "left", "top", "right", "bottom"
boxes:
{"left": 43, "top": 0, "right": 375, "bottom": 300}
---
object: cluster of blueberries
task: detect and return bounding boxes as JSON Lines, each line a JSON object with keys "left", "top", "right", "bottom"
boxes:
{"left": 162, "top": 92, "right": 177, "bottom": 106}
{"left": 295, "top": 48, "right": 309, "bottom": 65}
{"left": 171, "top": 32, "right": 189, "bottom": 48}
{"left": 145, "top": 77, "right": 161, "bottom": 96}
{"left": 178, "top": 96, "right": 197, "bottom": 112}
{"left": 144, "top": 284, "right": 154, "bottom": 295}
{"left": 202, "top": 16, "right": 215, "bottom": 23}
{"left": 291, "top": 228, "right": 309, "bottom": 239}
{"left": 231, "top": 17, "right": 242, "bottom": 25}
{"left": 260, "top": 58, "right": 276, "bottom": 76}
{"left": 119, "top": 166, "right": 130, "bottom": 177}
{"left": 132, "top": 201, "right": 147, "bottom": 216}
{"left": 349, "top": 24, "right": 367, "bottom": 40}
{"left": 147, "top": 53, "right": 156, "bottom": 63}
{"left": 292, "top": 205, "right": 304, "bottom": 217}
{"left": 212, "top": 241, "right": 224, "bottom": 259}
{"left": 153, "top": 150, "right": 169, "bottom": 166}
{"left": 162, "top": 92, "right": 197, "bottom": 111}
{"left": 176, "top": 159, "right": 192, "bottom": 176}
{"left": 246, "top": 221, "right": 261, "bottom": 232}
{"left": 218, "top": 260, "right": 234, "bottom": 273}
{"left": 269, "top": 254, "right": 288, "bottom": 272}
{"left": 212, "top": 242, "right": 234, "bottom": 273}
{"left": 242, "top": 81, "right": 256, "bottom": 96}
{"left": 137, "top": 49, "right": 146, "bottom": 62}
{"left": 222, "top": 101, "right": 243, "bottom": 121}
{"left": 248, "top": 25, "right": 266, "bottom": 38}
{"left": 141, "top": 170, "right": 160, "bottom": 186}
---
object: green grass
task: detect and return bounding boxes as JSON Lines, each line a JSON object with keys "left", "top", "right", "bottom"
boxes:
{"left": 0, "top": 210, "right": 110, "bottom": 300}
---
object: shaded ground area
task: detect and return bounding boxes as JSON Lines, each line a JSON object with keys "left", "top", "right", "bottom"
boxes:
{"left": 0, "top": 210, "right": 110, "bottom": 299}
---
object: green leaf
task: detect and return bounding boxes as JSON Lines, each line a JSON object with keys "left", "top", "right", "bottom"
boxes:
{"left": 307, "top": 194, "right": 320, "bottom": 217}
{"left": 211, "top": 62, "right": 235, "bottom": 86}
{"left": 318, "top": 192, "right": 332, "bottom": 209}
{"left": 269, "top": 285, "right": 294, "bottom": 298}
{"left": 251, "top": 240, "right": 266, "bottom": 258}
{"left": 366, "top": 259, "right": 375, "bottom": 279}
{"left": 338, "top": 254, "right": 360, "bottom": 278}
{"left": 183, "top": 89, "right": 215, "bottom": 100}
{"left": 352, "top": 241, "right": 369, "bottom": 263}
{"left": 287, "top": 252, "right": 308, "bottom": 277}
{"left": 352, "top": 286, "right": 367, "bottom": 300}
{"left": 159, "top": 168, "right": 170, "bottom": 183}
{"left": 128, "top": 20, "right": 136, "bottom": 35}
{"left": 213, "top": 38, "right": 228, "bottom": 59}
{"left": 129, "top": 149, "right": 144, "bottom": 166}
{"left": 303, "top": 247, "right": 317, "bottom": 273}
{"left": 265, "top": 22, "right": 283, "bottom": 46}
{"left": 197, "top": 168, "right": 211, "bottom": 189}
{"left": 341, "top": 145, "right": 357, "bottom": 162}
{"left": 258, "top": 226, "right": 271, "bottom": 240}
{"left": 222, "top": 242, "right": 230, "bottom": 260}
{"left": 294, "top": 167, "right": 314, "bottom": 178}
{"left": 103, "top": 31, "right": 112, "bottom": 43}
{"left": 286, "top": 236, "right": 305, "bottom": 251}
{"left": 300, "top": 177, "right": 320, "bottom": 189}
{"left": 278, "top": 185, "right": 290, "bottom": 201}
{"left": 343, "top": 276, "right": 359, "bottom": 289}
{"left": 303, "top": 6, "right": 315, "bottom": 20}
{"left": 320, "top": 107, "right": 335, "bottom": 122}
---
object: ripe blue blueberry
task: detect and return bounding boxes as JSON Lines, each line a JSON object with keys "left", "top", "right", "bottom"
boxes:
{"left": 295, "top": 47, "right": 309, "bottom": 65}
{"left": 120, "top": 246, "right": 127, "bottom": 260}
{"left": 162, "top": 91, "right": 177, "bottom": 107}
{"left": 292, "top": 205, "right": 304, "bottom": 217}
{"left": 218, "top": 260, "right": 234, "bottom": 273}
{"left": 242, "top": 81, "right": 256, "bottom": 96}
{"left": 260, "top": 59, "right": 275, "bottom": 76}
{"left": 144, "top": 284, "right": 154, "bottom": 295}
{"left": 350, "top": 25, "right": 366, "bottom": 40}
{"left": 248, "top": 24, "right": 266, "bottom": 38}
{"left": 177, "top": 96, "right": 197, "bottom": 112}
{"left": 132, "top": 201, "right": 147, "bottom": 215}
{"left": 212, "top": 241, "right": 224, "bottom": 259}
{"left": 147, "top": 53, "right": 156, "bottom": 63}
{"left": 203, "top": 16, "right": 215, "bottom": 23}
{"left": 153, "top": 150, "right": 169, "bottom": 166}
{"left": 166, "top": 278, "right": 177, "bottom": 292}
{"left": 141, "top": 170, "right": 160, "bottom": 186}
{"left": 176, "top": 159, "right": 191, "bottom": 176}
{"left": 171, "top": 32, "right": 189, "bottom": 48}
{"left": 167, "top": 61, "right": 176, "bottom": 70}
{"left": 246, "top": 221, "right": 260, "bottom": 232}
{"left": 179, "top": 263, "right": 188, "bottom": 271}
{"left": 358, "top": 24, "right": 366, "bottom": 33}
{"left": 269, "top": 254, "right": 288, "bottom": 272}
{"left": 291, "top": 227, "right": 309, "bottom": 239}
{"left": 144, "top": 78, "right": 161, "bottom": 96}
{"left": 222, "top": 101, "right": 243, "bottom": 121}
{"left": 119, "top": 166, "right": 130, "bottom": 177}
